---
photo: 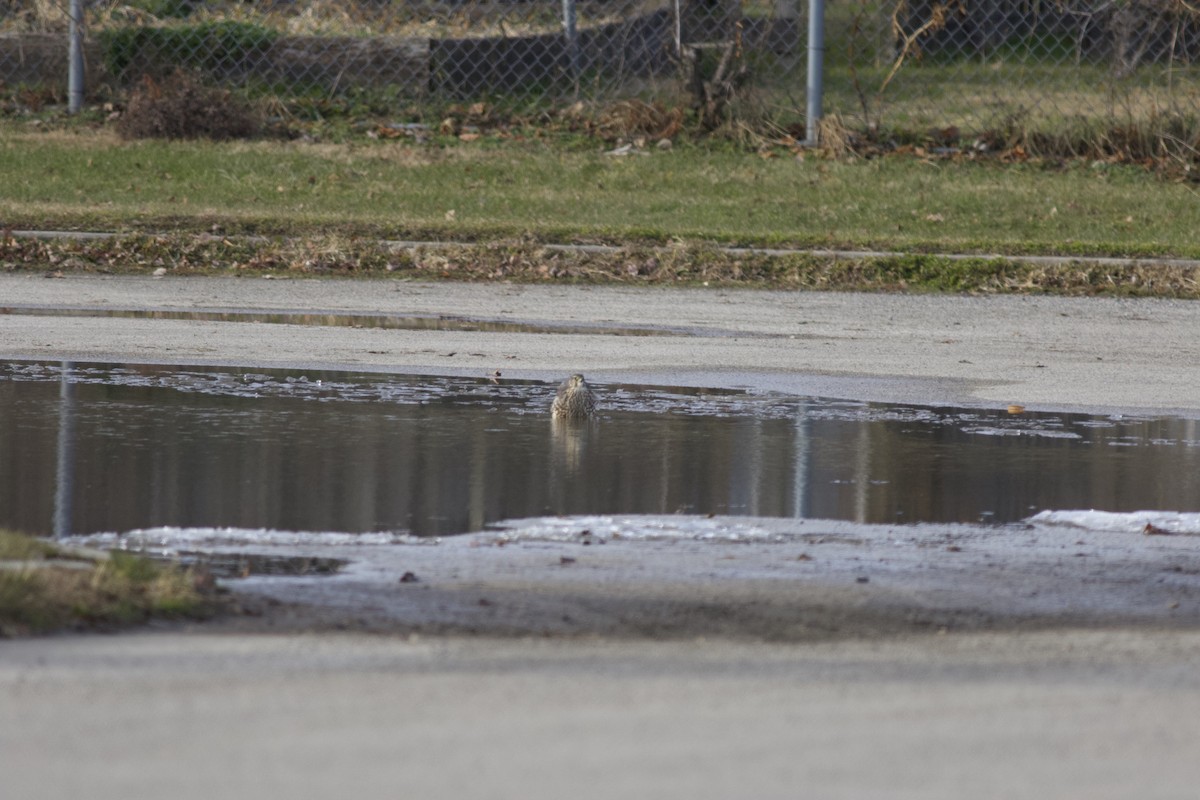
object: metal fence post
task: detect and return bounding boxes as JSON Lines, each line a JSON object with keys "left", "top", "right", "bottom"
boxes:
{"left": 804, "top": 0, "right": 825, "bottom": 146}
{"left": 562, "top": 0, "right": 581, "bottom": 89}
{"left": 68, "top": 0, "right": 84, "bottom": 113}
{"left": 673, "top": 0, "right": 683, "bottom": 59}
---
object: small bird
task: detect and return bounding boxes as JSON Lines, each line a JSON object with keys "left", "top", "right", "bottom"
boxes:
{"left": 551, "top": 373, "right": 598, "bottom": 419}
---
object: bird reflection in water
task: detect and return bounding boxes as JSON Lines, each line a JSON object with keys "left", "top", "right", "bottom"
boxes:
{"left": 550, "top": 374, "right": 599, "bottom": 474}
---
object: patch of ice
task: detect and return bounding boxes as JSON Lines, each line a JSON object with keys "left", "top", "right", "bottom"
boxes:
{"left": 1027, "top": 510, "right": 1200, "bottom": 535}
{"left": 68, "top": 527, "right": 428, "bottom": 550}
{"left": 964, "top": 427, "right": 1082, "bottom": 440}
{"left": 489, "top": 515, "right": 782, "bottom": 543}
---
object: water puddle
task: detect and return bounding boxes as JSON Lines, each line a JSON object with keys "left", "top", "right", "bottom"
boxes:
{"left": 173, "top": 551, "right": 347, "bottom": 578}
{"left": 4, "top": 360, "right": 1200, "bottom": 538}
{"left": 0, "top": 305, "right": 720, "bottom": 338}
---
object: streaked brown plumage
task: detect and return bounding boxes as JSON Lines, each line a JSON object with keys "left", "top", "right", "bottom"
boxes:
{"left": 551, "top": 373, "right": 597, "bottom": 419}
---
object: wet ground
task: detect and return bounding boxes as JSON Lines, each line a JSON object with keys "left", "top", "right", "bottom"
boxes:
{"left": 62, "top": 509, "right": 1200, "bottom": 640}
{"left": 5, "top": 277, "right": 1200, "bottom": 799}
{"left": 5, "top": 356, "right": 1199, "bottom": 638}
{"left": 6, "top": 361, "right": 1200, "bottom": 540}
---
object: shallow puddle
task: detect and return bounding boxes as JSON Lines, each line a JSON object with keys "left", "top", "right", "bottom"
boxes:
{"left": 0, "top": 305, "right": 712, "bottom": 338}
{"left": 173, "top": 551, "right": 347, "bottom": 578}
{"left": 3, "top": 360, "right": 1200, "bottom": 537}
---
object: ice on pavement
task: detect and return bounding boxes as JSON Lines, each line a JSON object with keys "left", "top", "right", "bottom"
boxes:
{"left": 488, "top": 515, "right": 784, "bottom": 543}
{"left": 64, "top": 510, "right": 1200, "bottom": 558}
{"left": 69, "top": 527, "right": 426, "bottom": 551}
{"left": 67, "top": 516, "right": 789, "bottom": 551}
{"left": 1028, "top": 509, "right": 1200, "bottom": 535}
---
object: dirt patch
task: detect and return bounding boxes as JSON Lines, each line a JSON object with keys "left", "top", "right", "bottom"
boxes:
{"left": 190, "top": 516, "right": 1200, "bottom": 642}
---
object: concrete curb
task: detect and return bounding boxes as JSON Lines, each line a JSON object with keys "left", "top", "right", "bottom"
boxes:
{"left": 12, "top": 229, "right": 1200, "bottom": 271}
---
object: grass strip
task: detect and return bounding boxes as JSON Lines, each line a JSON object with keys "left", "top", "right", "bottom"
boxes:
{"left": 3, "top": 127, "right": 1199, "bottom": 260}
{"left": 5, "top": 233, "right": 1200, "bottom": 297}
{"left": 0, "top": 530, "right": 223, "bottom": 637}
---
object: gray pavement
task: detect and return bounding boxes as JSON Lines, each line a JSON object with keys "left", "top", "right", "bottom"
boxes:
{"left": 3, "top": 274, "right": 1200, "bottom": 799}
{"left": 6, "top": 630, "right": 1200, "bottom": 800}
{"left": 3, "top": 273, "right": 1200, "bottom": 413}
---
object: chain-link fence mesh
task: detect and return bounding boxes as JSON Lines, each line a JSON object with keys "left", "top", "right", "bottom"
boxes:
{"left": 828, "top": 1, "right": 1200, "bottom": 137}
{"left": 2, "top": 1, "right": 1198, "bottom": 137}
{"left": 0, "top": 1, "right": 803, "bottom": 109}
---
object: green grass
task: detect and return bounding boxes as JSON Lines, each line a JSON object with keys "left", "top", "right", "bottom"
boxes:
{"left": 0, "top": 529, "right": 221, "bottom": 637}
{"left": 2, "top": 126, "right": 1198, "bottom": 259}
{"left": 0, "top": 530, "right": 62, "bottom": 561}
{"left": 812, "top": 0, "right": 1200, "bottom": 133}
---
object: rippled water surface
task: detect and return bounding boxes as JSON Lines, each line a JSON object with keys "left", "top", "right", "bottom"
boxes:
{"left": 4, "top": 360, "right": 1200, "bottom": 537}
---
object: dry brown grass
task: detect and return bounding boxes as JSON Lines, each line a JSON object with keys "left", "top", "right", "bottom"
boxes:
{"left": 117, "top": 71, "right": 260, "bottom": 141}
{"left": 814, "top": 113, "right": 859, "bottom": 158}
{"left": 70, "top": 0, "right": 673, "bottom": 40}
{"left": 0, "top": 530, "right": 221, "bottom": 637}
{"left": 593, "top": 100, "right": 687, "bottom": 141}
{"left": 5, "top": 233, "right": 1200, "bottom": 298}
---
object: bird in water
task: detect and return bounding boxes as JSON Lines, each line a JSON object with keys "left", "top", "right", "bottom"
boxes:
{"left": 551, "top": 373, "right": 598, "bottom": 419}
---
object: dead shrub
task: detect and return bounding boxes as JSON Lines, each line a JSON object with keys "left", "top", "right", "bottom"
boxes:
{"left": 815, "top": 113, "right": 858, "bottom": 158}
{"left": 117, "top": 70, "right": 260, "bottom": 141}
{"left": 595, "top": 100, "right": 686, "bottom": 141}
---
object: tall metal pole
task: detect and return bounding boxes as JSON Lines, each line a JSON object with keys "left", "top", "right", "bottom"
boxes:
{"left": 673, "top": 0, "right": 682, "bottom": 60}
{"left": 804, "top": 0, "right": 825, "bottom": 146}
{"left": 68, "top": 0, "right": 84, "bottom": 113}
{"left": 561, "top": 0, "right": 581, "bottom": 90}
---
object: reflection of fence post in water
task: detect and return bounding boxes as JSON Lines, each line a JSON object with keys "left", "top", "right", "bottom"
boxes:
{"left": 562, "top": 0, "right": 581, "bottom": 91}
{"left": 468, "top": 428, "right": 488, "bottom": 533}
{"left": 730, "top": 418, "right": 765, "bottom": 517}
{"left": 853, "top": 420, "right": 871, "bottom": 524}
{"left": 792, "top": 403, "right": 812, "bottom": 518}
{"left": 53, "top": 362, "right": 76, "bottom": 538}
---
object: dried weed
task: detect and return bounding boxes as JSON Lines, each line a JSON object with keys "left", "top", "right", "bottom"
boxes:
{"left": 4, "top": 233, "right": 1198, "bottom": 297}
{"left": 0, "top": 530, "right": 221, "bottom": 637}
{"left": 117, "top": 71, "right": 261, "bottom": 141}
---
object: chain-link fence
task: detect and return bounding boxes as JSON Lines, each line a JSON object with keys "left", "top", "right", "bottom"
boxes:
{"left": 0, "top": 1, "right": 803, "bottom": 108}
{"left": 2, "top": 1, "right": 1198, "bottom": 137}
{"left": 828, "top": 0, "right": 1200, "bottom": 138}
